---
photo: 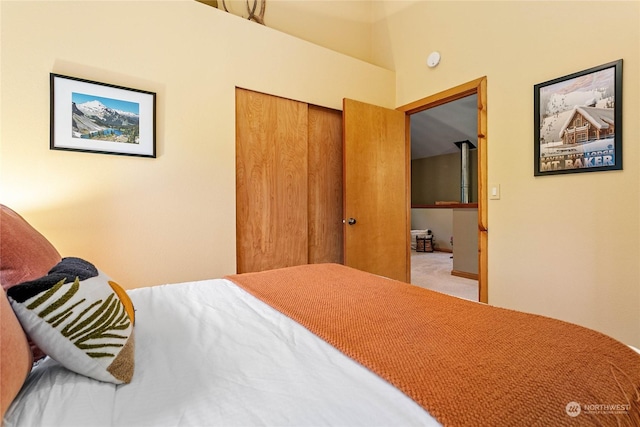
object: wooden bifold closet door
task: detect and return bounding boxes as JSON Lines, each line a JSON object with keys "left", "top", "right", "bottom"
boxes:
{"left": 235, "top": 88, "right": 343, "bottom": 274}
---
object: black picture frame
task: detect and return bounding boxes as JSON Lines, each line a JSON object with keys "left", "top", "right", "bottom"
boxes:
{"left": 534, "top": 59, "right": 622, "bottom": 176}
{"left": 50, "top": 73, "right": 156, "bottom": 158}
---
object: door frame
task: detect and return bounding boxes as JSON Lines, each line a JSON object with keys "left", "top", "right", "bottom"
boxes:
{"left": 397, "top": 77, "right": 488, "bottom": 303}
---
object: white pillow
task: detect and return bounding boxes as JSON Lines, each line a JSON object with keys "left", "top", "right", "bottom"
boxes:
{"left": 7, "top": 257, "right": 135, "bottom": 384}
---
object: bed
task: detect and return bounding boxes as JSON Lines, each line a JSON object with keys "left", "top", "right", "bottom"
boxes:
{"left": 2, "top": 204, "right": 640, "bottom": 426}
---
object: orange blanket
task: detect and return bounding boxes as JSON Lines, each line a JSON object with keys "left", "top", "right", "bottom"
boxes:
{"left": 226, "top": 263, "right": 640, "bottom": 426}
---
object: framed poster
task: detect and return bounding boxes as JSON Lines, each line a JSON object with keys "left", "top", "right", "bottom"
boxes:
{"left": 534, "top": 60, "right": 622, "bottom": 176}
{"left": 50, "top": 74, "right": 156, "bottom": 158}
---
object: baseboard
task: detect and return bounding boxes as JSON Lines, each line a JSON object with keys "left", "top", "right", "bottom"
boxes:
{"left": 451, "top": 269, "right": 478, "bottom": 280}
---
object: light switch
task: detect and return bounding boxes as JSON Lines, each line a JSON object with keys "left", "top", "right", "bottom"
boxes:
{"left": 489, "top": 184, "right": 500, "bottom": 200}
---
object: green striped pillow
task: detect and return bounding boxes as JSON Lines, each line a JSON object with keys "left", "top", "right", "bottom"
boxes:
{"left": 7, "top": 258, "right": 135, "bottom": 384}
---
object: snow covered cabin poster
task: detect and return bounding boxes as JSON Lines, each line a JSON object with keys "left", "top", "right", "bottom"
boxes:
{"left": 534, "top": 60, "right": 622, "bottom": 176}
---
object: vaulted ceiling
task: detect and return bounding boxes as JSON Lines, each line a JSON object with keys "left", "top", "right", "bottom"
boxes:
{"left": 410, "top": 94, "right": 478, "bottom": 160}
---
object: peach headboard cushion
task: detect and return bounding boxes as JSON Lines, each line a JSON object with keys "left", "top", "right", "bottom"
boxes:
{"left": 1, "top": 288, "right": 32, "bottom": 419}
{"left": 0, "top": 204, "right": 62, "bottom": 291}
{"left": 1, "top": 204, "right": 62, "bottom": 362}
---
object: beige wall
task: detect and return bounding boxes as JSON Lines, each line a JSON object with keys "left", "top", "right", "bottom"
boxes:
{"left": 452, "top": 208, "right": 478, "bottom": 276}
{"left": 411, "top": 208, "right": 452, "bottom": 252}
{"left": 411, "top": 151, "right": 478, "bottom": 205}
{"left": 378, "top": 1, "right": 640, "bottom": 347}
{"left": 255, "top": 0, "right": 375, "bottom": 64}
{"left": 0, "top": 0, "right": 394, "bottom": 288}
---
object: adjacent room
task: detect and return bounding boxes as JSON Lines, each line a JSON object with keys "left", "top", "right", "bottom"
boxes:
{"left": 410, "top": 94, "right": 480, "bottom": 301}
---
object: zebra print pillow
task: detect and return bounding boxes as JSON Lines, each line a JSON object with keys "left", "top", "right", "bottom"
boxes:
{"left": 7, "top": 257, "right": 135, "bottom": 384}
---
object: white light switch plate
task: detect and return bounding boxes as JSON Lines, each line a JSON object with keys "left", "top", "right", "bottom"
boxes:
{"left": 489, "top": 184, "right": 500, "bottom": 200}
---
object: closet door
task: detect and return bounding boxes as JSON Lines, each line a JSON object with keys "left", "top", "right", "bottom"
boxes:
{"left": 236, "top": 88, "right": 308, "bottom": 273}
{"left": 308, "top": 106, "right": 343, "bottom": 264}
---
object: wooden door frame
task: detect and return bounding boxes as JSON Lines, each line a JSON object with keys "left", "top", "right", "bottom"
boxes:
{"left": 397, "top": 77, "right": 488, "bottom": 303}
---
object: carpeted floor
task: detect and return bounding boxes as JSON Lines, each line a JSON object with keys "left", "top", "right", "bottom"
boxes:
{"left": 411, "top": 250, "right": 478, "bottom": 301}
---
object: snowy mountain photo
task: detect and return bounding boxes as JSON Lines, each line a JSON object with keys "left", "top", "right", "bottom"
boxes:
{"left": 71, "top": 93, "right": 140, "bottom": 144}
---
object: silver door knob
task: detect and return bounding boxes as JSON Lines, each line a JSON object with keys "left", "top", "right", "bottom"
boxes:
{"left": 347, "top": 218, "right": 356, "bottom": 225}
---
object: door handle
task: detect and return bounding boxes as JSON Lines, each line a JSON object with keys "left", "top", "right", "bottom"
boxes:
{"left": 344, "top": 218, "right": 356, "bottom": 225}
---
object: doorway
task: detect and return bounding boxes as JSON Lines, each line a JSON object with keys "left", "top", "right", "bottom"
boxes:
{"left": 398, "top": 77, "right": 488, "bottom": 303}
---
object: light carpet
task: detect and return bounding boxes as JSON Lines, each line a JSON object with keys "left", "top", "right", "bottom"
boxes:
{"left": 411, "top": 251, "right": 478, "bottom": 301}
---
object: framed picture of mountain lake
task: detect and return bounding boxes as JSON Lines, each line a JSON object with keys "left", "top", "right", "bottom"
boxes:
{"left": 534, "top": 59, "right": 622, "bottom": 176}
{"left": 50, "top": 74, "right": 156, "bottom": 157}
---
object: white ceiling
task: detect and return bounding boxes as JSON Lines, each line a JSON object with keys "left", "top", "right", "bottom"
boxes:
{"left": 410, "top": 94, "right": 478, "bottom": 159}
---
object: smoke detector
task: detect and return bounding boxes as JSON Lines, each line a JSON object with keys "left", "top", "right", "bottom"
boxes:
{"left": 427, "top": 51, "right": 441, "bottom": 68}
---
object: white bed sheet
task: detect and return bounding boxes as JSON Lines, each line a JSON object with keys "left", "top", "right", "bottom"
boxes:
{"left": 5, "top": 278, "right": 440, "bottom": 427}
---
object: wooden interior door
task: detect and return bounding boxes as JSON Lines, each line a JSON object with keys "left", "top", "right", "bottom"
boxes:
{"left": 343, "top": 98, "right": 409, "bottom": 282}
{"left": 308, "top": 106, "right": 344, "bottom": 264}
{"left": 236, "top": 89, "right": 309, "bottom": 273}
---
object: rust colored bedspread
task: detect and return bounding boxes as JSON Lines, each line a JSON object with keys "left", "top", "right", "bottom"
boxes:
{"left": 226, "top": 263, "right": 640, "bottom": 426}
